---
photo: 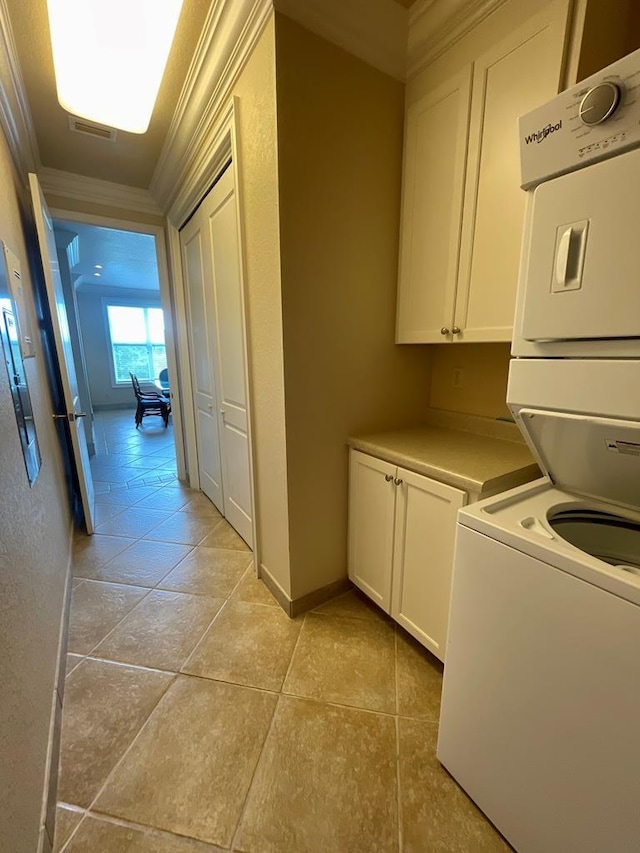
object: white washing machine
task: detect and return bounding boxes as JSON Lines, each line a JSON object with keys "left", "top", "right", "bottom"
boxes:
{"left": 437, "top": 481, "right": 640, "bottom": 852}
{"left": 437, "top": 48, "right": 640, "bottom": 853}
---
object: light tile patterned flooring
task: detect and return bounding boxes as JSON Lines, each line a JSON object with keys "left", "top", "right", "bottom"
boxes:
{"left": 56, "top": 410, "right": 511, "bottom": 852}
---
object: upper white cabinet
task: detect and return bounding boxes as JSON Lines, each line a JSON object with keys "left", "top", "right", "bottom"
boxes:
{"left": 397, "top": 1, "right": 571, "bottom": 344}
{"left": 396, "top": 67, "right": 472, "bottom": 343}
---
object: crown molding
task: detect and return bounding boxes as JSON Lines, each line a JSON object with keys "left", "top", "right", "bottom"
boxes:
{"left": 38, "top": 167, "right": 163, "bottom": 217}
{"left": 273, "top": 0, "right": 408, "bottom": 81}
{"left": 408, "top": 0, "right": 508, "bottom": 78}
{"left": 0, "top": 0, "right": 40, "bottom": 179}
{"left": 151, "top": 0, "right": 272, "bottom": 215}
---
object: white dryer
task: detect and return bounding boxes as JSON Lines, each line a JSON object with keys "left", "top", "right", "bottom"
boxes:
{"left": 437, "top": 47, "right": 640, "bottom": 853}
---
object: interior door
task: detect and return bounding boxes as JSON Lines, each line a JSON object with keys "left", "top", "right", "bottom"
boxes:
{"left": 180, "top": 216, "right": 224, "bottom": 511}
{"left": 29, "top": 173, "right": 96, "bottom": 533}
{"left": 201, "top": 166, "right": 253, "bottom": 547}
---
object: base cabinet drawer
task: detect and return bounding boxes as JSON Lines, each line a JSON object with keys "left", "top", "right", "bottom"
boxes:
{"left": 348, "top": 449, "right": 466, "bottom": 661}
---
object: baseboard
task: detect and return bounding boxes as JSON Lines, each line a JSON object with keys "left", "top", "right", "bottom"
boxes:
{"left": 258, "top": 563, "right": 293, "bottom": 617}
{"left": 258, "top": 564, "right": 351, "bottom": 618}
{"left": 39, "top": 520, "right": 75, "bottom": 851}
{"left": 290, "top": 577, "right": 352, "bottom": 617}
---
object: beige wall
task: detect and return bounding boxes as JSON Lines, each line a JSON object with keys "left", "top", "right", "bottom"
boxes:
{"left": 428, "top": 342, "right": 511, "bottom": 420}
{"left": 575, "top": 0, "right": 639, "bottom": 81}
{"left": 234, "top": 17, "right": 292, "bottom": 596}
{"left": 0, "top": 142, "right": 73, "bottom": 849}
{"left": 275, "top": 15, "right": 432, "bottom": 600}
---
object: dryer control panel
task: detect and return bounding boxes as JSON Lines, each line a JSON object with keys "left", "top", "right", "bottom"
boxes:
{"left": 520, "top": 48, "right": 640, "bottom": 188}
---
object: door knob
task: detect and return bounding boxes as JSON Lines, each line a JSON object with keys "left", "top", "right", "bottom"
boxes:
{"left": 74, "top": 412, "right": 87, "bottom": 418}
{"left": 394, "top": 478, "right": 403, "bottom": 486}
{"left": 440, "top": 327, "right": 450, "bottom": 335}
{"left": 384, "top": 474, "right": 394, "bottom": 482}
{"left": 52, "top": 413, "right": 67, "bottom": 421}
{"left": 451, "top": 326, "right": 461, "bottom": 335}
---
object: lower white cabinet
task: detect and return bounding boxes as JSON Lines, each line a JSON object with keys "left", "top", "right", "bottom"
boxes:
{"left": 348, "top": 449, "right": 466, "bottom": 661}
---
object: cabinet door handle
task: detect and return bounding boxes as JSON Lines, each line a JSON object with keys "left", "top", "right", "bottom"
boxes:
{"left": 451, "top": 326, "right": 461, "bottom": 335}
{"left": 440, "top": 327, "right": 450, "bottom": 335}
{"left": 384, "top": 474, "right": 394, "bottom": 482}
{"left": 394, "top": 478, "right": 403, "bottom": 486}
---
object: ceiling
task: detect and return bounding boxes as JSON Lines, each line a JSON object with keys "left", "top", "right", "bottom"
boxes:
{"left": 6, "top": 0, "right": 416, "bottom": 191}
{"left": 54, "top": 220, "right": 160, "bottom": 291}
{"left": 6, "top": 0, "right": 210, "bottom": 188}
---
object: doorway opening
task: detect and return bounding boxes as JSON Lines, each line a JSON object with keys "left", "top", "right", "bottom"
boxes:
{"left": 49, "top": 213, "right": 184, "bottom": 521}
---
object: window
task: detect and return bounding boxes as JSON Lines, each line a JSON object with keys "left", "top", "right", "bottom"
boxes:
{"left": 105, "top": 302, "right": 167, "bottom": 383}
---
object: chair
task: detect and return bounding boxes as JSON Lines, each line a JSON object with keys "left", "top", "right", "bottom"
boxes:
{"left": 155, "top": 367, "right": 170, "bottom": 399}
{"left": 130, "top": 373, "right": 171, "bottom": 428}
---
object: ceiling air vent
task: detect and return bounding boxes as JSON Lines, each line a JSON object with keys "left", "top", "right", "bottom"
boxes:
{"left": 68, "top": 115, "right": 118, "bottom": 143}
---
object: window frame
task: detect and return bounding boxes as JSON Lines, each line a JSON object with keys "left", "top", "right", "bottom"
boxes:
{"left": 102, "top": 297, "right": 167, "bottom": 388}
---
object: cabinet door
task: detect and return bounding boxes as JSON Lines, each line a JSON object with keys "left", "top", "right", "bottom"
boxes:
{"left": 391, "top": 468, "right": 466, "bottom": 661}
{"left": 348, "top": 450, "right": 397, "bottom": 613}
{"left": 454, "top": 1, "right": 570, "bottom": 342}
{"left": 396, "top": 67, "right": 472, "bottom": 343}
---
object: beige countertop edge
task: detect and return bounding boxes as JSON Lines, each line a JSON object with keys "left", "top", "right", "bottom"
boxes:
{"left": 348, "top": 436, "right": 540, "bottom": 495}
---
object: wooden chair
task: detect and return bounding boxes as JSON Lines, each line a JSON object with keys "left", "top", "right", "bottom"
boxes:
{"left": 130, "top": 373, "right": 171, "bottom": 428}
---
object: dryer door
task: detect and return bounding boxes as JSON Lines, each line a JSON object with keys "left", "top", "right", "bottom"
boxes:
{"left": 520, "top": 147, "right": 640, "bottom": 343}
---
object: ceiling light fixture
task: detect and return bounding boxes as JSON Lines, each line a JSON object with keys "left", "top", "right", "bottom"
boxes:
{"left": 94, "top": 264, "right": 103, "bottom": 269}
{"left": 46, "top": 0, "right": 184, "bottom": 134}
{"left": 93, "top": 272, "right": 101, "bottom": 277}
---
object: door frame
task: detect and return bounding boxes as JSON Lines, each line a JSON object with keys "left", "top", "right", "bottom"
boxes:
{"left": 167, "top": 97, "right": 260, "bottom": 566}
{"left": 47, "top": 207, "right": 187, "bottom": 481}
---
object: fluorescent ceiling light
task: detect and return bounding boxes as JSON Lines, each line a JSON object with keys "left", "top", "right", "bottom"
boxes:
{"left": 46, "top": 0, "right": 184, "bottom": 134}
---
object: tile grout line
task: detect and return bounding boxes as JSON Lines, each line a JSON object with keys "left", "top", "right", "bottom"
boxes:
{"left": 395, "top": 714, "right": 404, "bottom": 853}
{"left": 81, "top": 671, "right": 179, "bottom": 821}
{"left": 178, "top": 559, "right": 256, "bottom": 674}
{"left": 279, "top": 610, "right": 309, "bottom": 695}
{"left": 80, "top": 805, "right": 229, "bottom": 850}
{"left": 394, "top": 627, "right": 404, "bottom": 853}
{"left": 228, "top": 692, "right": 283, "bottom": 853}
{"left": 69, "top": 580, "right": 156, "bottom": 660}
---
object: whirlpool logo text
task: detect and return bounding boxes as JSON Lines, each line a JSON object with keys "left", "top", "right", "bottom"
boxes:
{"left": 524, "top": 120, "right": 562, "bottom": 145}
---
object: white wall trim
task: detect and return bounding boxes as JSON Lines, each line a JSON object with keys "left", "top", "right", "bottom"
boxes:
{"left": 273, "top": 0, "right": 409, "bottom": 81}
{"left": 408, "top": 0, "right": 509, "bottom": 78}
{"left": 0, "top": 0, "right": 40, "bottom": 178}
{"left": 40, "top": 167, "right": 163, "bottom": 216}
{"left": 166, "top": 100, "right": 234, "bottom": 229}
{"left": 151, "top": 0, "right": 272, "bottom": 218}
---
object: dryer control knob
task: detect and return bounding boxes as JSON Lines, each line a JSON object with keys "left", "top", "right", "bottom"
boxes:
{"left": 579, "top": 82, "right": 622, "bottom": 126}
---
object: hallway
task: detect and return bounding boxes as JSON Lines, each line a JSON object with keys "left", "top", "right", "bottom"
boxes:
{"left": 55, "top": 414, "right": 509, "bottom": 852}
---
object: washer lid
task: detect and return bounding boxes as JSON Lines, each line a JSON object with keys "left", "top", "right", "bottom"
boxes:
{"left": 515, "top": 408, "right": 640, "bottom": 510}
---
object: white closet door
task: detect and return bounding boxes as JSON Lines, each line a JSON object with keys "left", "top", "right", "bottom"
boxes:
{"left": 200, "top": 166, "right": 253, "bottom": 548}
{"left": 180, "top": 217, "right": 224, "bottom": 511}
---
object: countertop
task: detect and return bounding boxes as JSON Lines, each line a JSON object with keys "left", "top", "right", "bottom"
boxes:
{"left": 349, "top": 425, "right": 540, "bottom": 495}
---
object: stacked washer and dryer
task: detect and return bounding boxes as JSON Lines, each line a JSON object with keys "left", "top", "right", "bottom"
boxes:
{"left": 437, "top": 50, "right": 640, "bottom": 852}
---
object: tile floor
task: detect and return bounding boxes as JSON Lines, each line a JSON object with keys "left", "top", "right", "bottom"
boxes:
{"left": 55, "top": 409, "right": 511, "bottom": 852}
